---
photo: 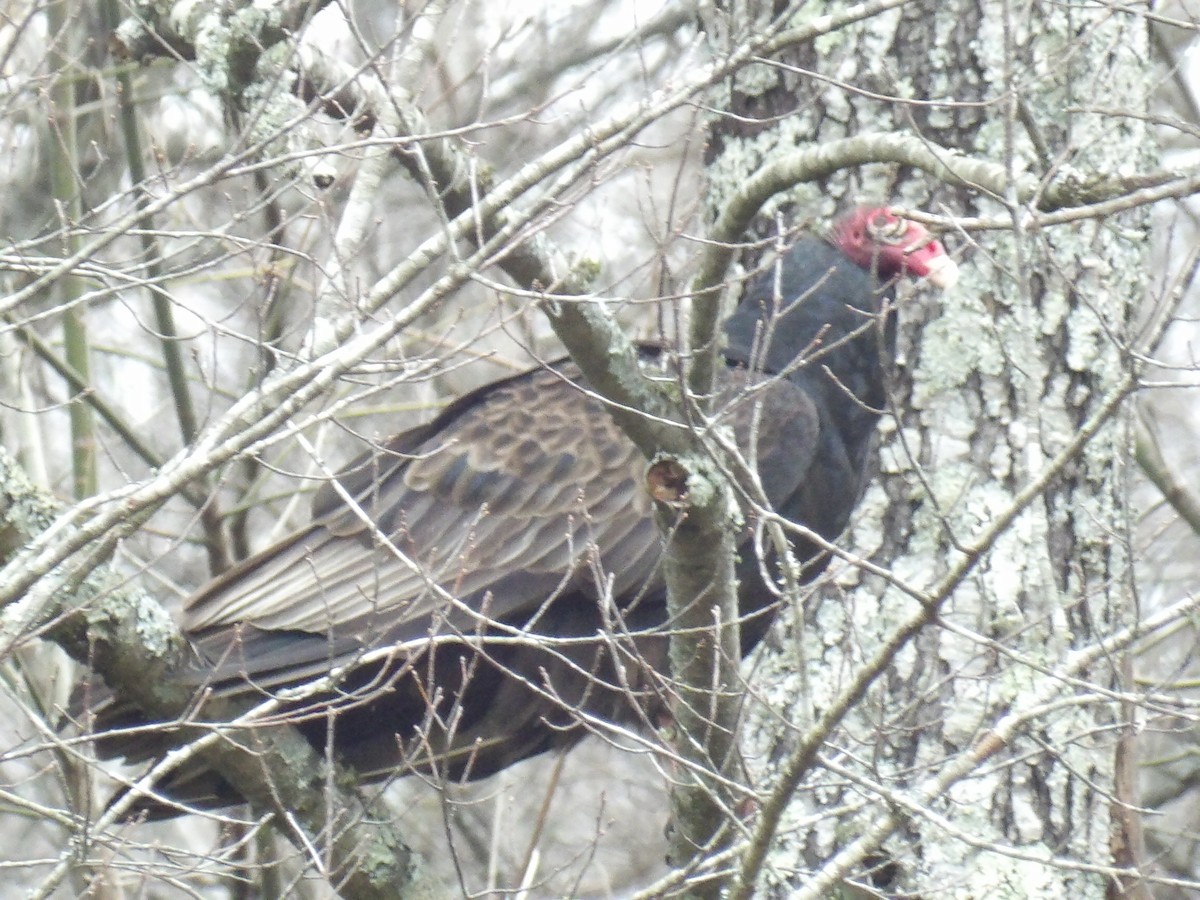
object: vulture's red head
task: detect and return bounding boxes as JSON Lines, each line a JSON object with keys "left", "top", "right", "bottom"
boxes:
{"left": 831, "top": 207, "right": 958, "bottom": 289}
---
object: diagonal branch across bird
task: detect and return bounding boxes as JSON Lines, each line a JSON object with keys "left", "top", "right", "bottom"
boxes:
{"left": 81, "top": 206, "right": 958, "bottom": 816}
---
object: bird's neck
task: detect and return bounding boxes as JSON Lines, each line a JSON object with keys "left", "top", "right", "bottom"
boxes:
{"left": 722, "top": 237, "right": 898, "bottom": 456}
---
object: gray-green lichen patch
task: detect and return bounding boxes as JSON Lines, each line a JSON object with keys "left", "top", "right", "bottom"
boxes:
{"left": 86, "top": 586, "right": 182, "bottom": 660}
{"left": 0, "top": 448, "right": 59, "bottom": 557}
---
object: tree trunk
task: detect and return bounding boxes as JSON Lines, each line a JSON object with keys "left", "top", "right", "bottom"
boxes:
{"left": 706, "top": 3, "right": 1151, "bottom": 896}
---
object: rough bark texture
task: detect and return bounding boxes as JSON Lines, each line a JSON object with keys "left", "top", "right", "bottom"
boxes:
{"left": 706, "top": 2, "right": 1149, "bottom": 896}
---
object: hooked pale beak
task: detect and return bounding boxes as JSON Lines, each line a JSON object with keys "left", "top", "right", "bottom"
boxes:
{"left": 922, "top": 254, "right": 959, "bottom": 290}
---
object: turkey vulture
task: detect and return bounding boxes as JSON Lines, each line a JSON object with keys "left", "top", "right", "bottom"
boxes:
{"left": 88, "top": 206, "right": 957, "bottom": 813}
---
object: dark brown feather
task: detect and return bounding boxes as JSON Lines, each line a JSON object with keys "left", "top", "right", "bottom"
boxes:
{"left": 82, "top": 215, "right": 956, "bottom": 815}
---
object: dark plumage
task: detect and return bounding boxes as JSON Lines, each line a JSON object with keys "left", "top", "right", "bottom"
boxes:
{"left": 88, "top": 207, "right": 957, "bottom": 814}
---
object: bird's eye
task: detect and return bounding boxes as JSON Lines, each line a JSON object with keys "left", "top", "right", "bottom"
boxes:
{"left": 867, "top": 213, "right": 908, "bottom": 244}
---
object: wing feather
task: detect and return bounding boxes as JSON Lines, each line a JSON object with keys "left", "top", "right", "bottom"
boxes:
{"left": 180, "top": 358, "right": 826, "bottom": 692}
{"left": 182, "top": 365, "right": 659, "bottom": 661}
